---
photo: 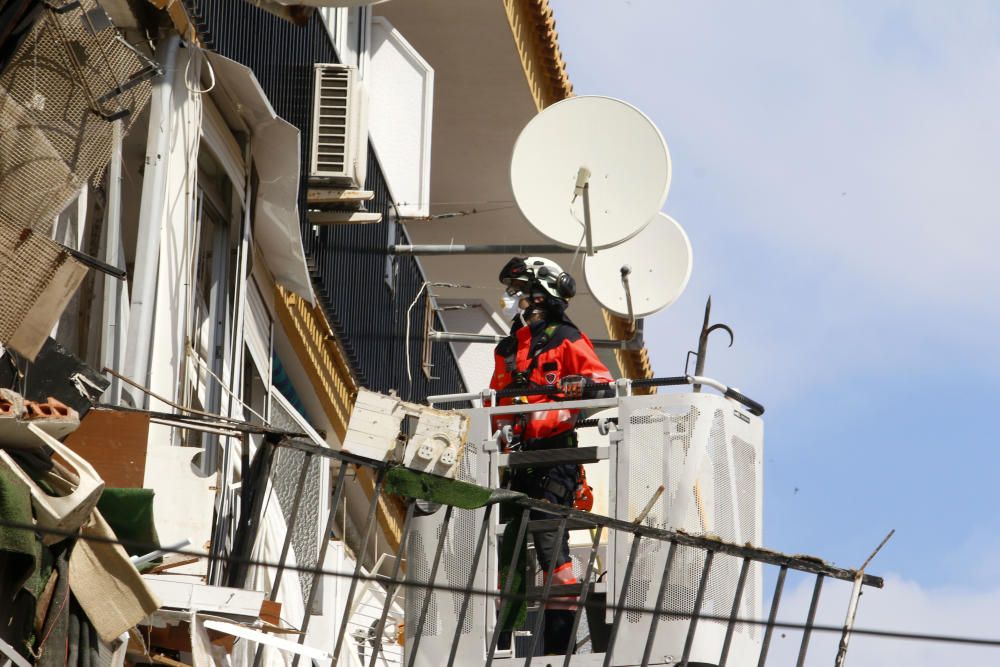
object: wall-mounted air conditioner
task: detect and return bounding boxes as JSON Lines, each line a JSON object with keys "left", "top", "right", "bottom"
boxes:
{"left": 309, "top": 63, "right": 368, "bottom": 187}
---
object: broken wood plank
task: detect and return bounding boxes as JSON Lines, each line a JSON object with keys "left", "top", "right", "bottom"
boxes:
{"left": 306, "top": 188, "right": 374, "bottom": 204}
{"left": 308, "top": 210, "right": 382, "bottom": 225}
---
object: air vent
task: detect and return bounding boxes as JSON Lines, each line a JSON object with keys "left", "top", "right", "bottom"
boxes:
{"left": 309, "top": 64, "right": 366, "bottom": 186}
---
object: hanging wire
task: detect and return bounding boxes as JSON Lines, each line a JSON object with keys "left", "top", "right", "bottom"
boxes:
{"left": 0, "top": 516, "right": 997, "bottom": 651}
{"left": 404, "top": 281, "right": 468, "bottom": 384}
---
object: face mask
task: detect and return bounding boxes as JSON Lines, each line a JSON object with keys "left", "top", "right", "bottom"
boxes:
{"left": 501, "top": 293, "right": 528, "bottom": 328}
{"left": 501, "top": 293, "right": 520, "bottom": 320}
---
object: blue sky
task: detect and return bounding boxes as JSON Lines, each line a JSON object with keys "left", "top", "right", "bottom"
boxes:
{"left": 550, "top": 1, "right": 1000, "bottom": 661}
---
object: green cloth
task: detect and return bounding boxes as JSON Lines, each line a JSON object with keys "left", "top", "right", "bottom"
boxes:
{"left": 0, "top": 466, "right": 38, "bottom": 589}
{"left": 385, "top": 466, "right": 528, "bottom": 630}
{"left": 498, "top": 510, "right": 528, "bottom": 631}
{"left": 0, "top": 464, "right": 42, "bottom": 658}
{"left": 384, "top": 467, "right": 492, "bottom": 509}
{"left": 96, "top": 488, "right": 159, "bottom": 557}
{"left": 384, "top": 467, "right": 529, "bottom": 629}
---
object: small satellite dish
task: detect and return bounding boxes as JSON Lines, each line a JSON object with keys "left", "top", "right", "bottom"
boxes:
{"left": 584, "top": 213, "right": 692, "bottom": 318}
{"left": 510, "top": 96, "right": 671, "bottom": 250}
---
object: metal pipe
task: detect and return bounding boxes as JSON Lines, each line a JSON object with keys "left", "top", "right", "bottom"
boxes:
{"left": 428, "top": 329, "right": 645, "bottom": 351}
{"left": 679, "top": 550, "right": 715, "bottom": 667}
{"left": 621, "top": 265, "right": 636, "bottom": 332}
{"left": 693, "top": 297, "right": 712, "bottom": 392}
{"left": 718, "top": 557, "right": 752, "bottom": 667}
{"left": 267, "top": 453, "right": 312, "bottom": 599}
{"left": 795, "top": 574, "right": 825, "bottom": 667}
{"left": 292, "top": 463, "right": 350, "bottom": 666}
{"left": 447, "top": 505, "right": 493, "bottom": 667}
{"left": 123, "top": 33, "right": 179, "bottom": 408}
{"left": 641, "top": 541, "right": 678, "bottom": 667}
{"left": 333, "top": 468, "right": 387, "bottom": 664}
{"left": 130, "top": 539, "right": 191, "bottom": 568}
{"left": 369, "top": 501, "right": 417, "bottom": 667}
{"left": 756, "top": 565, "right": 788, "bottom": 667}
{"left": 486, "top": 508, "right": 531, "bottom": 666}
{"left": 603, "top": 533, "right": 642, "bottom": 667}
{"left": 407, "top": 505, "right": 454, "bottom": 667}
{"left": 391, "top": 244, "right": 570, "bottom": 256}
{"left": 525, "top": 516, "right": 569, "bottom": 665}
{"left": 563, "top": 525, "right": 604, "bottom": 667}
{"left": 100, "top": 120, "right": 125, "bottom": 405}
{"left": 834, "top": 573, "right": 865, "bottom": 667}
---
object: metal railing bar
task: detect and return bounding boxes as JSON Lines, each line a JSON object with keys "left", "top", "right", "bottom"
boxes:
{"left": 525, "top": 516, "right": 569, "bottom": 665}
{"left": 834, "top": 573, "right": 865, "bottom": 667}
{"left": 563, "top": 526, "right": 604, "bottom": 667}
{"left": 447, "top": 505, "right": 494, "bottom": 667}
{"left": 641, "top": 540, "right": 678, "bottom": 667}
{"left": 259, "top": 445, "right": 880, "bottom": 588}
{"left": 292, "top": 462, "right": 349, "bottom": 666}
{"left": 254, "top": 451, "right": 314, "bottom": 667}
{"left": 407, "top": 505, "right": 454, "bottom": 667}
{"left": 717, "top": 557, "right": 752, "bottom": 667}
{"left": 679, "top": 550, "right": 715, "bottom": 667}
{"left": 756, "top": 565, "right": 788, "bottom": 667}
{"left": 602, "top": 533, "right": 642, "bottom": 667}
{"left": 369, "top": 501, "right": 417, "bottom": 667}
{"left": 795, "top": 574, "right": 825, "bottom": 667}
{"left": 268, "top": 451, "right": 313, "bottom": 599}
{"left": 513, "top": 496, "right": 882, "bottom": 588}
{"left": 486, "top": 508, "right": 531, "bottom": 667}
{"left": 334, "top": 468, "right": 387, "bottom": 664}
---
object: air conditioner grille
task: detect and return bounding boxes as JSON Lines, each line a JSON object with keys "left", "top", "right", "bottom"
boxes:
{"left": 310, "top": 65, "right": 356, "bottom": 178}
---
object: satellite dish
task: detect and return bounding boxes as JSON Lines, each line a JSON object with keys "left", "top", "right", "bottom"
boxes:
{"left": 584, "top": 213, "right": 692, "bottom": 318}
{"left": 510, "top": 96, "right": 671, "bottom": 250}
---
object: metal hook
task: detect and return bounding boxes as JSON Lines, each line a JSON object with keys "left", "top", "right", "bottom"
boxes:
{"left": 692, "top": 296, "right": 735, "bottom": 392}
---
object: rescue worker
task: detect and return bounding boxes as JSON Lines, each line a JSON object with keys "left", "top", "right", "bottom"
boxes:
{"left": 490, "top": 256, "right": 613, "bottom": 655}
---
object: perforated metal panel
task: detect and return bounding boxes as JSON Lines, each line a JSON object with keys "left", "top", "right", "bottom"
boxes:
{"left": 406, "top": 439, "right": 489, "bottom": 666}
{"left": 613, "top": 393, "right": 763, "bottom": 666}
{"left": 268, "top": 401, "right": 322, "bottom": 605}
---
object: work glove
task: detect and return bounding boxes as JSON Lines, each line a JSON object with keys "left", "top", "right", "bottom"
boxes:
{"left": 559, "top": 375, "right": 586, "bottom": 398}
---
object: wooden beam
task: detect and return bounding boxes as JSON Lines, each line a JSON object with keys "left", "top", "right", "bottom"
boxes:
{"left": 308, "top": 210, "right": 382, "bottom": 225}
{"left": 307, "top": 189, "right": 375, "bottom": 205}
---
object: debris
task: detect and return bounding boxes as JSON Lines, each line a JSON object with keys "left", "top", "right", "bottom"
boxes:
{"left": 0, "top": 423, "right": 103, "bottom": 544}
{"left": 6, "top": 338, "right": 109, "bottom": 416}
{"left": 69, "top": 509, "right": 160, "bottom": 643}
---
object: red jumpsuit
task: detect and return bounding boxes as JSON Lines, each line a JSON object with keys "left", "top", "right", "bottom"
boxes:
{"left": 490, "top": 318, "right": 612, "bottom": 640}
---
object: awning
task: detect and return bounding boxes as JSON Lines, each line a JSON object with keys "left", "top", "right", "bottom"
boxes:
{"left": 203, "top": 51, "right": 316, "bottom": 304}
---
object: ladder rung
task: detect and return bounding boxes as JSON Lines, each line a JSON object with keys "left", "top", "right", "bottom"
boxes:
{"left": 526, "top": 518, "right": 595, "bottom": 532}
{"left": 501, "top": 446, "right": 607, "bottom": 468}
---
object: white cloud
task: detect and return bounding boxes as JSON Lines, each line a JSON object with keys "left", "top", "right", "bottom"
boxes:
{"left": 766, "top": 572, "right": 1000, "bottom": 666}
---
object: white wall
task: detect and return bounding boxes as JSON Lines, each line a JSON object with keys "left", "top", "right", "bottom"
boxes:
{"left": 368, "top": 17, "right": 433, "bottom": 217}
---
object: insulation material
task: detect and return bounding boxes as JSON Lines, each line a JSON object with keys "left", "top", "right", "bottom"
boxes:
{"left": 68, "top": 509, "right": 161, "bottom": 643}
{"left": 0, "top": 227, "right": 86, "bottom": 360}
{"left": 0, "top": 0, "right": 154, "bottom": 358}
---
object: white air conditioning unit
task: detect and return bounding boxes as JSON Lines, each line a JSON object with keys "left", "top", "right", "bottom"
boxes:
{"left": 309, "top": 63, "right": 368, "bottom": 187}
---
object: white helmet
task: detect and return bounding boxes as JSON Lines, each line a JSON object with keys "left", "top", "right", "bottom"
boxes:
{"left": 499, "top": 256, "right": 576, "bottom": 302}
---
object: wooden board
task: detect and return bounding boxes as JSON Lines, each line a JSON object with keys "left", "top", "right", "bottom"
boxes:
{"left": 63, "top": 409, "right": 150, "bottom": 488}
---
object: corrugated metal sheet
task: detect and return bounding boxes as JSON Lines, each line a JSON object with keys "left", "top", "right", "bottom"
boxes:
{"left": 188, "top": 0, "right": 467, "bottom": 404}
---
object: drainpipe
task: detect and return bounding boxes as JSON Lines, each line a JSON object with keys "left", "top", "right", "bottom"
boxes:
{"left": 123, "top": 34, "right": 180, "bottom": 407}
{"left": 100, "top": 120, "right": 124, "bottom": 405}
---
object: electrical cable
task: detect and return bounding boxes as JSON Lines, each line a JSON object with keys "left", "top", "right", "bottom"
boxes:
{"left": 0, "top": 517, "right": 997, "bottom": 650}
